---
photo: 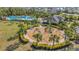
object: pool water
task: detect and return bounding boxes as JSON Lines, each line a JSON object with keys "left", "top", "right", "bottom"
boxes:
{"left": 6, "top": 16, "right": 35, "bottom": 20}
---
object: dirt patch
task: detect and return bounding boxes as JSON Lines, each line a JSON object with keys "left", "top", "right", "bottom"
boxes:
{"left": 24, "top": 26, "right": 65, "bottom": 45}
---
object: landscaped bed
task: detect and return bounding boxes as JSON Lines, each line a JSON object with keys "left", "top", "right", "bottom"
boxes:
{"left": 20, "top": 26, "right": 72, "bottom": 50}
{"left": 20, "top": 32, "right": 71, "bottom": 50}
{"left": 31, "top": 41, "right": 71, "bottom": 50}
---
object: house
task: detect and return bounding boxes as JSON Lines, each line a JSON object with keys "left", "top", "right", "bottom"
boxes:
{"left": 1, "top": 16, "right": 6, "bottom": 20}
{"left": 75, "top": 26, "right": 79, "bottom": 34}
{"left": 40, "top": 15, "right": 65, "bottom": 24}
{"left": 51, "top": 15, "right": 64, "bottom": 23}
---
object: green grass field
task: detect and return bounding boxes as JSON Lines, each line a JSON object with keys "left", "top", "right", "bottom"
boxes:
{"left": 0, "top": 21, "right": 19, "bottom": 40}
{"left": 0, "top": 21, "right": 20, "bottom": 50}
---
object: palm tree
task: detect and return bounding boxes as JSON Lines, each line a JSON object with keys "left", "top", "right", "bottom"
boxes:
{"left": 55, "top": 36, "right": 60, "bottom": 43}
{"left": 46, "top": 17, "right": 52, "bottom": 33}
{"left": 33, "top": 33, "right": 42, "bottom": 42}
{"left": 49, "top": 34, "right": 55, "bottom": 46}
{"left": 18, "top": 23, "right": 25, "bottom": 35}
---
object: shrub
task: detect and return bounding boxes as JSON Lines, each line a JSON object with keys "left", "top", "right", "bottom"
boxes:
{"left": 7, "top": 37, "right": 13, "bottom": 41}
{"left": 31, "top": 40, "right": 71, "bottom": 50}
{"left": 6, "top": 42, "right": 20, "bottom": 51}
{"left": 19, "top": 33, "right": 29, "bottom": 44}
{"left": 7, "top": 34, "right": 18, "bottom": 41}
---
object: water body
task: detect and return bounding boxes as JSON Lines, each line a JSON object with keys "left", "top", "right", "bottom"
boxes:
{"left": 6, "top": 16, "right": 35, "bottom": 21}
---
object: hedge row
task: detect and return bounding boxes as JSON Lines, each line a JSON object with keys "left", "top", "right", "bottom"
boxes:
{"left": 19, "top": 33, "right": 29, "bottom": 44}
{"left": 31, "top": 41, "right": 71, "bottom": 50}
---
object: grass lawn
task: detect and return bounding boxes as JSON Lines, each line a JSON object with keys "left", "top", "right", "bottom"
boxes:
{"left": 0, "top": 21, "right": 20, "bottom": 50}
{"left": 0, "top": 21, "right": 19, "bottom": 40}
{"left": 0, "top": 21, "right": 32, "bottom": 51}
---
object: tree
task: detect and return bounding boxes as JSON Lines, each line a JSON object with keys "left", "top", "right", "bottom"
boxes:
{"left": 65, "top": 28, "right": 76, "bottom": 41}
{"left": 72, "top": 15, "right": 78, "bottom": 20}
{"left": 18, "top": 23, "right": 25, "bottom": 34}
{"left": 33, "top": 33, "right": 42, "bottom": 42}
{"left": 46, "top": 17, "right": 52, "bottom": 33}
{"left": 55, "top": 36, "right": 60, "bottom": 43}
{"left": 0, "top": 8, "right": 8, "bottom": 16}
{"left": 49, "top": 35, "right": 55, "bottom": 46}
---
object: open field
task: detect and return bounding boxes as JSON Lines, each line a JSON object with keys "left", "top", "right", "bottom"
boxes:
{"left": 0, "top": 21, "right": 19, "bottom": 50}
{"left": 0, "top": 21, "right": 19, "bottom": 40}
{"left": 0, "top": 21, "right": 32, "bottom": 51}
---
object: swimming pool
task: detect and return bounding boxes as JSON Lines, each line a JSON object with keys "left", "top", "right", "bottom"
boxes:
{"left": 6, "top": 16, "right": 35, "bottom": 20}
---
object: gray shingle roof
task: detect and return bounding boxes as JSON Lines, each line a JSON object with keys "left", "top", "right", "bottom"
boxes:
{"left": 51, "top": 15, "right": 64, "bottom": 23}
{"left": 75, "top": 26, "right": 79, "bottom": 34}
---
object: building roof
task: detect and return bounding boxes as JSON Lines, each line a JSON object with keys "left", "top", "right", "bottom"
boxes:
{"left": 75, "top": 26, "right": 79, "bottom": 34}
